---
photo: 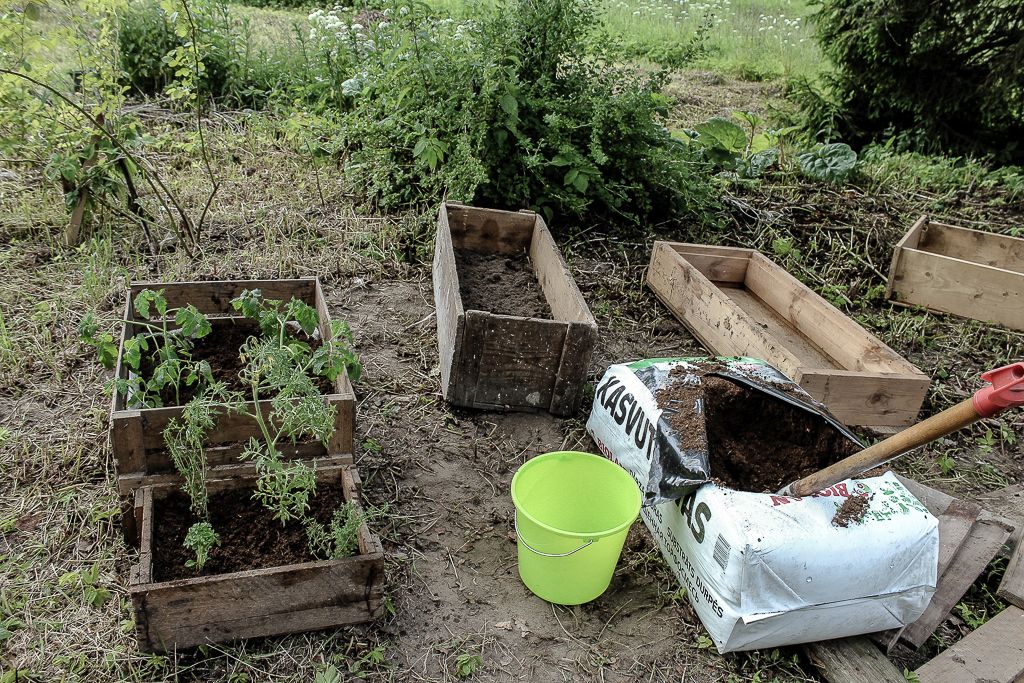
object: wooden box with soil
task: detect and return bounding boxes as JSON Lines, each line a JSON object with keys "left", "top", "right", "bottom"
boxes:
{"left": 433, "top": 202, "right": 598, "bottom": 415}
{"left": 128, "top": 466, "right": 384, "bottom": 652}
{"left": 886, "top": 215, "right": 1024, "bottom": 331}
{"left": 646, "top": 242, "right": 930, "bottom": 428}
{"left": 110, "top": 278, "right": 355, "bottom": 495}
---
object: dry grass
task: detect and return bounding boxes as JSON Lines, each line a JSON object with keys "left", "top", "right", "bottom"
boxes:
{"left": 1, "top": 99, "right": 1022, "bottom": 682}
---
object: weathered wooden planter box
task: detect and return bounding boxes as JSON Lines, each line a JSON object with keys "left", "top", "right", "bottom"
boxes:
{"left": 110, "top": 278, "right": 355, "bottom": 495}
{"left": 886, "top": 216, "right": 1024, "bottom": 331}
{"left": 646, "top": 242, "right": 930, "bottom": 427}
{"left": 128, "top": 466, "right": 384, "bottom": 652}
{"left": 433, "top": 202, "right": 597, "bottom": 416}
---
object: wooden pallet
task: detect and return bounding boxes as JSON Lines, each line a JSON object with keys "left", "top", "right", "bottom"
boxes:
{"left": 645, "top": 242, "right": 930, "bottom": 427}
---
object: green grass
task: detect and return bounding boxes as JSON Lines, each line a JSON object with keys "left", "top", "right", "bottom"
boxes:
{"left": 424, "top": 0, "right": 821, "bottom": 79}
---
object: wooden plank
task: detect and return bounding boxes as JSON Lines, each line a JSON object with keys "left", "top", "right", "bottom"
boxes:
{"left": 806, "top": 637, "right": 906, "bottom": 683}
{"left": 889, "top": 247, "right": 1024, "bottom": 331}
{"left": 132, "top": 557, "right": 383, "bottom": 651}
{"left": 727, "top": 288, "right": 837, "bottom": 369}
{"left": 915, "top": 605, "right": 1024, "bottom": 683}
{"left": 464, "top": 312, "right": 567, "bottom": 410}
{"left": 885, "top": 215, "right": 928, "bottom": 301}
{"left": 444, "top": 202, "right": 535, "bottom": 254}
{"left": 128, "top": 278, "right": 317, "bottom": 315}
{"left": 897, "top": 477, "right": 982, "bottom": 576}
{"left": 919, "top": 222, "right": 1024, "bottom": 274}
{"left": 528, "top": 214, "right": 596, "bottom": 323}
{"left": 111, "top": 410, "right": 145, "bottom": 475}
{"left": 977, "top": 484, "right": 1024, "bottom": 609}
{"left": 667, "top": 243, "right": 754, "bottom": 259}
{"left": 672, "top": 249, "right": 750, "bottom": 284}
{"left": 433, "top": 203, "right": 465, "bottom": 402}
{"left": 899, "top": 513, "right": 1014, "bottom": 648}
{"left": 645, "top": 241, "right": 806, "bottom": 379}
{"left": 797, "top": 370, "right": 931, "bottom": 428}
{"left": 549, "top": 321, "right": 598, "bottom": 416}
{"left": 745, "top": 252, "right": 921, "bottom": 376}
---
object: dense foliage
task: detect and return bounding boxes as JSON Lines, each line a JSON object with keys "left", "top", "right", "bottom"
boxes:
{"left": 117, "top": 0, "right": 722, "bottom": 228}
{"left": 799, "top": 0, "right": 1024, "bottom": 164}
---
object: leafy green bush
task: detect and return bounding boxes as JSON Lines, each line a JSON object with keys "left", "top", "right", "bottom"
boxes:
{"left": 337, "top": 0, "right": 720, "bottom": 226}
{"left": 798, "top": 0, "right": 1024, "bottom": 164}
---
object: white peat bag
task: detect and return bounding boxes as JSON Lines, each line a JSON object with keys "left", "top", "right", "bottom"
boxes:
{"left": 586, "top": 357, "right": 939, "bottom": 652}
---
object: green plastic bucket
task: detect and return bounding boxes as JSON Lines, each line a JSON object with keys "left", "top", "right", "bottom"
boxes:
{"left": 511, "top": 451, "right": 642, "bottom": 605}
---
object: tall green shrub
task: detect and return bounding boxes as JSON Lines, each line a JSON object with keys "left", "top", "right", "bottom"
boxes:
{"left": 800, "top": 0, "right": 1024, "bottom": 163}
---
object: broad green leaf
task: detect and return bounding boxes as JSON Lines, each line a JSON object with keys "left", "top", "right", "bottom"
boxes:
{"left": 693, "top": 117, "right": 747, "bottom": 155}
{"left": 175, "top": 305, "right": 211, "bottom": 338}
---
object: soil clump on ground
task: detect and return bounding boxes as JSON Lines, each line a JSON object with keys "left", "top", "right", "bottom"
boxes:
{"left": 152, "top": 485, "right": 345, "bottom": 581}
{"left": 454, "top": 249, "right": 551, "bottom": 318}
{"left": 832, "top": 494, "right": 871, "bottom": 527}
{"left": 137, "top": 320, "right": 332, "bottom": 405}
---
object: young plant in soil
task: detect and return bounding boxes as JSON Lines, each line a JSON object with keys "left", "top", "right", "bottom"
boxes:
{"left": 80, "top": 288, "right": 213, "bottom": 407}
{"left": 82, "top": 288, "right": 364, "bottom": 570}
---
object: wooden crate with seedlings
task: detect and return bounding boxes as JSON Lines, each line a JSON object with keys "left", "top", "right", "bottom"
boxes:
{"left": 128, "top": 466, "right": 384, "bottom": 652}
{"left": 110, "top": 278, "right": 355, "bottom": 495}
{"left": 646, "top": 242, "right": 930, "bottom": 427}
{"left": 433, "top": 202, "right": 598, "bottom": 416}
{"left": 886, "top": 215, "right": 1024, "bottom": 331}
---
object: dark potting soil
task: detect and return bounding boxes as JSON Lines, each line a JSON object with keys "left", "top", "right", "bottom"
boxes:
{"left": 701, "top": 376, "right": 859, "bottom": 493}
{"left": 152, "top": 485, "right": 346, "bottom": 581}
{"left": 136, "top": 321, "right": 333, "bottom": 406}
{"left": 655, "top": 367, "right": 858, "bottom": 493}
{"left": 454, "top": 249, "right": 552, "bottom": 319}
{"left": 832, "top": 494, "right": 870, "bottom": 527}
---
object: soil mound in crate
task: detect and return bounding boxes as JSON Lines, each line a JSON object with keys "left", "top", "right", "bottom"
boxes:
{"left": 657, "top": 373, "right": 858, "bottom": 493}
{"left": 454, "top": 249, "right": 551, "bottom": 318}
{"left": 137, "top": 321, "right": 333, "bottom": 406}
{"left": 153, "top": 486, "right": 346, "bottom": 581}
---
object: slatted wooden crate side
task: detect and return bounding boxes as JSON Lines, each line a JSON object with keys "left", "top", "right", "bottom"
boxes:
{"left": 887, "top": 218, "right": 1024, "bottom": 331}
{"left": 434, "top": 203, "right": 466, "bottom": 403}
{"left": 444, "top": 201, "right": 535, "bottom": 254}
{"left": 646, "top": 242, "right": 929, "bottom": 427}
{"left": 127, "top": 278, "right": 318, "bottom": 315}
{"left": 129, "top": 467, "right": 384, "bottom": 652}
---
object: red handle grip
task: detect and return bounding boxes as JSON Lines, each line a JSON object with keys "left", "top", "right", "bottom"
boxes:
{"left": 973, "top": 362, "right": 1024, "bottom": 418}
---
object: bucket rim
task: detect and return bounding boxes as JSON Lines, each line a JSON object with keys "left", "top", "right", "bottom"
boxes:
{"left": 511, "top": 450, "right": 642, "bottom": 539}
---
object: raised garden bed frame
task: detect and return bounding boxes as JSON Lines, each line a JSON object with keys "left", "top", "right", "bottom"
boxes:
{"left": 886, "top": 215, "right": 1024, "bottom": 331}
{"left": 127, "top": 466, "right": 384, "bottom": 652}
{"left": 110, "top": 278, "right": 355, "bottom": 495}
{"left": 646, "top": 241, "right": 930, "bottom": 427}
{"left": 433, "top": 202, "right": 598, "bottom": 416}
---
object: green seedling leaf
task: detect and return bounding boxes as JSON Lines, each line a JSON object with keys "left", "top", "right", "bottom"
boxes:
{"left": 175, "top": 305, "right": 211, "bottom": 338}
{"left": 455, "top": 653, "right": 482, "bottom": 679}
{"left": 287, "top": 299, "right": 319, "bottom": 336}
{"left": 133, "top": 289, "right": 167, "bottom": 320}
{"left": 231, "top": 289, "right": 264, "bottom": 320}
{"left": 122, "top": 335, "right": 149, "bottom": 370}
{"left": 184, "top": 521, "right": 220, "bottom": 570}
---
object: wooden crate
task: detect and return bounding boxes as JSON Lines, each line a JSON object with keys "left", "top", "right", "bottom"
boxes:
{"left": 433, "top": 202, "right": 598, "bottom": 416}
{"left": 110, "top": 278, "right": 355, "bottom": 495}
{"left": 646, "top": 242, "right": 930, "bottom": 427}
{"left": 886, "top": 216, "right": 1024, "bottom": 331}
{"left": 128, "top": 466, "right": 384, "bottom": 652}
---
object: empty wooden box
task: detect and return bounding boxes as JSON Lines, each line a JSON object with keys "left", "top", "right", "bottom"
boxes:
{"left": 646, "top": 242, "right": 930, "bottom": 427}
{"left": 433, "top": 202, "right": 598, "bottom": 416}
{"left": 886, "top": 216, "right": 1024, "bottom": 331}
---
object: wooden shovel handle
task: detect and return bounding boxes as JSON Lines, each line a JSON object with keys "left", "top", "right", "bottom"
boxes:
{"left": 787, "top": 398, "right": 980, "bottom": 497}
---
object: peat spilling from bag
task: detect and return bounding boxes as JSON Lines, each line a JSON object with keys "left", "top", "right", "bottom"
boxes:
{"left": 454, "top": 249, "right": 551, "bottom": 318}
{"left": 656, "top": 371, "right": 859, "bottom": 493}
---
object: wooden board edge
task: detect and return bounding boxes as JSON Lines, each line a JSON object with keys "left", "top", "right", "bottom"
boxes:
{"left": 886, "top": 215, "right": 929, "bottom": 300}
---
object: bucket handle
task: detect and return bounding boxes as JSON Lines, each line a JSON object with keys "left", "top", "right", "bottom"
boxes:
{"left": 514, "top": 512, "right": 595, "bottom": 558}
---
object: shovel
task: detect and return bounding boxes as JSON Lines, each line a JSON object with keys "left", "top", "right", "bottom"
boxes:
{"left": 778, "top": 362, "right": 1024, "bottom": 497}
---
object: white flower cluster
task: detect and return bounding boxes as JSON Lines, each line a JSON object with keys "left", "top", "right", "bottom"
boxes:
{"left": 756, "top": 13, "right": 806, "bottom": 46}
